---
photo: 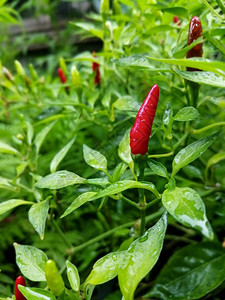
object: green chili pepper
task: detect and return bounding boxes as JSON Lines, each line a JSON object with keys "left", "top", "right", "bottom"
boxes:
{"left": 45, "top": 259, "right": 65, "bottom": 296}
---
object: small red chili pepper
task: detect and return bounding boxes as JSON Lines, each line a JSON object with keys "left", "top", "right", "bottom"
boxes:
{"left": 57, "top": 67, "right": 67, "bottom": 84}
{"left": 173, "top": 16, "right": 181, "bottom": 26}
{"left": 130, "top": 84, "right": 159, "bottom": 156}
{"left": 15, "top": 276, "right": 26, "bottom": 300}
{"left": 186, "top": 16, "right": 203, "bottom": 71}
{"left": 92, "top": 51, "right": 101, "bottom": 85}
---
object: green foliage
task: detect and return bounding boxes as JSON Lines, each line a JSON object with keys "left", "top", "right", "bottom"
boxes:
{"left": 0, "top": 0, "right": 225, "bottom": 298}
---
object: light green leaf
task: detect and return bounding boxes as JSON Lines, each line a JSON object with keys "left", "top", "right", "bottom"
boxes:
{"left": 172, "top": 134, "right": 217, "bottom": 176}
{"left": 113, "top": 54, "right": 153, "bottom": 68}
{"left": 35, "top": 171, "right": 85, "bottom": 189}
{"left": 163, "top": 102, "right": 173, "bottom": 126}
{"left": 118, "top": 132, "right": 135, "bottom": 178}
{"left": 173, "top": 37, "right": 203, "bottom": 59}
{"left": 86, "top": 252, "right": 125, "bottom": 286}
{"left": 91, "top": 180, "right": 160, "bottom": 200}
{"left": 162, "top": 187, "right": 213, "bottom": 239}
{"left": 113, "top": 96, "right": 139, "bottom": 111}
{"left": 18, "top": 286, "right": 56, "bottom": 300}
{"left": 206, "top": 152, "right": 225, "bottom": 174}
{"left": 148, "top": 57, "right": 225, "bottom": 75}
{"left": 28, "top": 199, "right": 49, "bottom": 240}
{"left": 118, "top": 214, "right": 167, "bottom": 300}
{"left": 34, "top": 122, "right": 56, "bottom": 155}
{"left": 161, "top": 7, "right": 188, "bottom": 17}
{"left": 66, "top": 261, "right": 80, "bottom": 292}
{"left": 26, "top": 121, "right": 34, "bottom": 146}
{"left": 173, "top": 106, "right": 201, "bottom": 122}
{"left": 0, "top": 199, "right": 33, "bottom": 216}
{"left": 147, "top": 160, "right": 169, "bottom": 179}
{"left": 72, "top": 22, "right": 103, "bottom": 40}
{"left": 50, "top": 137, "right": 76, "bottom": 173}
{"left": 83, "top": 144, "right": 108, "bottom": 173}
{"left": 14, "top": 243, "right": 48, "bottom": 281}
{"left": 0, "top": 141, "right": 21, "bottom": 156}
{"left": 61, "top": 192, "right": 97, "bottom": 218}
{"left": 175, "top": 70, "right": 225, "bottom": 88}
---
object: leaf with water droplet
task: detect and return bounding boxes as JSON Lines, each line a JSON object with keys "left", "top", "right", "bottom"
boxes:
{"left": 66, "top": 260, "right": 80, "bottom": 292}
{"left": 18, "top": 286, "right": 56, "bottom": 300}
{"left": 172, "top": 134, "right": 217, "bottom": 176}
{"left": 35, "top": 171, "right": 85, "bottom": 189}
{"left": 28, "top": 198, "right": 49, "bottom": 239}
{"left": 85, "top": 251, "right": 125, "bottom": 286}
{"left": 162, "top": 187, "right": 214, "bottom": 239}
{"left": 118, "top": 214, "right": 167, "bottom": 300}
{"left": 0, "top": 199, "right": 34, "bottom": 216}
{"left": 14, "top": 243, "right": 48, "bottom": 281}
{"left": 83, "top": 144, "right": 108, "bottom": 173}
{"left": 173, "top": 106, "right": 201, "bottom": 122}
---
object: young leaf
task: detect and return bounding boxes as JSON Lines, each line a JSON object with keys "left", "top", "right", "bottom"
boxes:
{"left": 147, "top": 159, "right": 169, "bottom": 179}
{"left": 26, "top": 121, "right": 34, "bottom": 146}
{"left": 66, "top": 261, "right": 80, "bottom": 292}
{"left": 162, "top": 187, "right": 214, "bottom": 239}
{"left": 0, "top": 199, "right": 33, "bottom": 216}
{"left": 206, "top": 152, "right": 225, "bottom": 172}
{"left": 118, "top": 131, "right": 135, "bottom": 177}
{"left": 172, "top": 134, "right": 217, "bottom": 176}
{"left": 173, "top": 107, "right": 201, "bottom": 122}
{"left": 146, "top": 242, "right": 225, "bottom": 300}
{"left": 35, "top": 171, "right": 85, "bottom": 189}
{"left": 14, "top": 243, "right": 48, "bottom": 281}
{"left": 28, "top": 199, "right": 49, "bottom": 240}
{"left": 50, "top": 137, "right": 76, "bottom": 173}
{"left": 163, "top": 102, "right": 173, "bottom": 126}
{"left": 61, "top": 192, "right": 97, "bottom": 218}
{"left": 34, "top": 122, "right": 56, "bottom": 155}
{"left": 86, "top": 252, "right": 124, "bottom": 286}
{"left": 118, "top": 214, "right": 167, "bottom": 300}
{"left": 18, "top": 286, "right": 56, "bottom": 300}
{"left": 91, "top": 180, "right": 160, "bottom": 200}
{"left": 0, "top": 141, "right": 21, "bottom": 156}
{"left": 83, "top": 144, "right": 108, "bottom": 173}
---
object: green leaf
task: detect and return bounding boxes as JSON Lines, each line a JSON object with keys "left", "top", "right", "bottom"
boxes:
{"left": 161, "top": 7, "right": 188, "bottom": 17}
{"left": 18, "top": 286, "right": 56, "bottom": 300}
{"left": 61, "top": 192, "right": 97, "bottom": 218}
{"left": 147, "top": 242, "right": 225, "bottom": 300}
{"left": 118, "top": 214, "right": 167, "bottom": 300}
{"left": 113, "top": 54, "right": 153, "bottom": 68}
{"left": 206, "top": 152, "right": 225, "bottom": 175}
{"left": 72, "top": 22, "right": 103, "bottom": 40}
{"left": 26, "top": 121, "right": 34, "bottom": 146}
{"left": 172, "top": 134, "right": 217, "bottom": 176}
{"left": 14, "top": 243, "right": 48, "bottom": 281}
{"left": 86, "top": 252, "right": 124, "bottom": 286}
{"left": 66, "top": 261, "right": 80, "bottom": 292}
{"left": 83, "top": 144, "right": 108, "bottom": 173}
{"left": 34, "top": 122, "right": 56, "bottom": 155}
{"left": 162, "top": 187, "right": 214, "bottom": 239}
{"left": 147, "top": 159, "right": 169, "bottom": 179}
{"left": 173, "top": 106, "right": 201, "bottom": 122}
{"left": 118, "top": 132, "right": 135, "bottom": 178}
{"left": 0, "top": 141, "right": 21, "bottom": 156}
{"left": 173, "top": 37, "right": 203, "bottom": 59}
{"left": 50, "top": 137, "right": 76, "bottom": 173}
{"left": 175, "top": 70, "right": 225, "bottom": 88}
{"left": 148, "top": 57, "right": 225, "bottom": 76}
{"left": 163, "top": 102, "right": 173, "bottom": 126}
{"left": 28, "top": 199, "right": 49, "bottom": 240}
{"left": 91, "top": 180, "right": 160, "bottom": 200}
{"left": 0, "top": 199, "right": 33, "bottom": 216}
{"left": 35, "top": 171, "right": 85, "bottom": 189}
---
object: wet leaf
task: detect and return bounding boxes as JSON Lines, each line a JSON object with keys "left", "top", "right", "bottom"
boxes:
{"left": 173, "top": 107, "right": 201, "bottom": 121}
{"left": 18, "top": 286, "right": 56, "bottom": 300}
{"left": 66, "top": 261, "right": 80, "bottom": 292}
{"left": 162, "top": 187, "right": 214, "bottom": 239}
{"left": 0, "top": 141, "right": 21, "bottom": 156}
{"left": 0, "top": 199, "right": 33, "bottom": 216}
{"left": 83, "top": 144, "right": 108, "bottom": 173}
{"left": 147, "top": 159, "right": 169, "bottom": 179}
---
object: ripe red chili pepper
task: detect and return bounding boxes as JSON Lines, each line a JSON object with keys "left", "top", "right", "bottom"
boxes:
{"left": 15, "top": 276, "right": 26, "bottom": 300}
{"left": 92, "top": 51, "right": 101, "bottom": 85}
{"left": 130, "top": 84, "right": 159, "bottom": 156}
{"left": 186, "top": 16, "right": 203, "bottom": 71}
{"left": 57, "top": 67, "right": 67, "bottom": 84}
{"left": 173, "top": 16, "right": 181, "bottom": 26}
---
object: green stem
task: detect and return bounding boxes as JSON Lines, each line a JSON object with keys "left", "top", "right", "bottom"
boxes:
{"left": 138, "top": 159, "right": 146, "bottom": 235}
{"left": 70, "top": 209, "right": 165, "bottom": 255}
{"left": 146, "top": 198, "right": 161, "bottom": 209}
{"left": 52, "top": 219, "right": 73, "bottom": 249}
{"left": 121, "top": 195, "right": 139, "bottom": 209}
{"left": 201, "top": 0, "right": 224, "bottom": 19}
{"left": 192, "top": 122, "right": 225, "bottom": 134}
{"left": 215, "top": 0, "right": 225, "bottom": 14}
{"left": 148, "top": 151, "right": 174, "bottom": 158}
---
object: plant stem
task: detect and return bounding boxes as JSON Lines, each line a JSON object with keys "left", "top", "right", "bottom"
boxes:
{"left": 70, "top": 209, "right": 165, "bottom": 255}
{"left": 146, "top": 198, "right": 161, "bottom": 209}
{"left": 52, "top": 218, "right": 73, "bottom": 249}
{"left": 148, "top": 151, "right": 174, "bottom": 158}
{"left": 191, "top": 122, "right": 225, "bottom": 134}
{"left": 138, "top": 159, "right": 146, "bottom": 236}
{"left": 121, "top": 195, "right": 139, "bottom": 209}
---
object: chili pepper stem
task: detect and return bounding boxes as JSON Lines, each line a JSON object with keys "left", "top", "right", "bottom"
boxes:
{"left": 191, "top": 122, "right": 225, "bottom": 134}
{"left": 137, "top": 158, "right": 146, "bottom": 236}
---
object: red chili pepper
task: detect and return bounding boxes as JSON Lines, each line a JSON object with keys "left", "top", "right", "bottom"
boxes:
{"left": 57, "top": 68, "right": 67, "bottom": 84}
{"left": 130, "top": 84, "right": 159, "bottom": 156}
{"left": 92, "top": 51, "right": 101, "bottom": 85}
{"left": 173, "top": 16, "right": 181, "bottom": 26}
{"left": 15, "top": 276, "right": 26, "bottom": 300}
{"left": 186, "top": 16, "right": 203, "bottom": 71}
